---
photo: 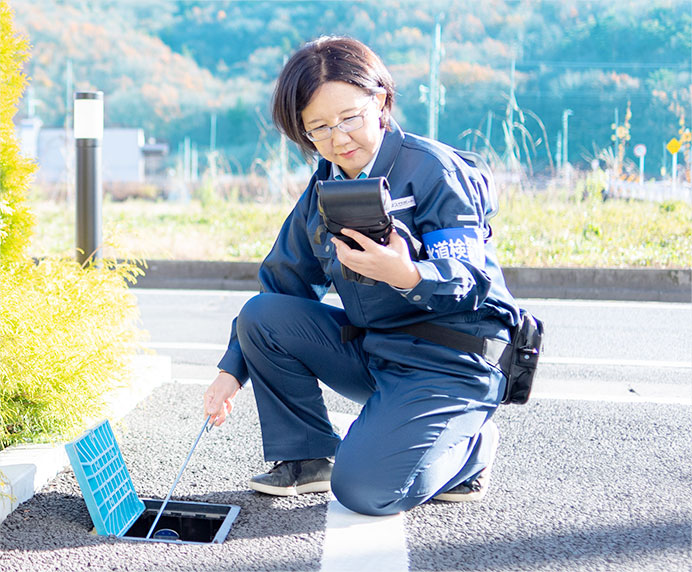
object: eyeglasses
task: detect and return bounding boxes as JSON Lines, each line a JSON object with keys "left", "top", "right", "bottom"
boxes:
{"left": 304, "top": 98, "right": 376, "bottom": 142}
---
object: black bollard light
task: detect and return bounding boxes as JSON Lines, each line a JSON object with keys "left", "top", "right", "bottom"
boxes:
{"left": 74, "top": 91, "right": 103, "bottom": 266}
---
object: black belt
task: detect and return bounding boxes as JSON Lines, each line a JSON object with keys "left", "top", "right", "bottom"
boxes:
{"left": 341, "top": 322, "right": 512, "bottom": 375}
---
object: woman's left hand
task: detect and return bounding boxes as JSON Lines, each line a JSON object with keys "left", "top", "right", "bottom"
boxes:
{"left": 331, "top": 228, "right": 421, "bottom": 289}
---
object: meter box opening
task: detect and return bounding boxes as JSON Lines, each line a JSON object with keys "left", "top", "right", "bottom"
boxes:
{"left": 65, "top": 419, "right": 240, "bottom": 544}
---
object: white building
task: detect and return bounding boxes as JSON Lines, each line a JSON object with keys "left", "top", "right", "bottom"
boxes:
{"left": 17, "top": 118, "right": 168, "bottom": 187}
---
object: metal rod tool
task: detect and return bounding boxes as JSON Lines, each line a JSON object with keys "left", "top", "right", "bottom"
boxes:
{"left": 145, "top": 414, "right": 213, "bottom": 539}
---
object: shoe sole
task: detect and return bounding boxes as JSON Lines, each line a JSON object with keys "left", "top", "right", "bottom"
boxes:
{"left": 249, "top": 480, "right": 332, "bottom": 497}
{"left": 433, "top": 488, "right": 487, "bottom": 502}
{"left": 434, "top": 419, "right": 499, "bottom": 503}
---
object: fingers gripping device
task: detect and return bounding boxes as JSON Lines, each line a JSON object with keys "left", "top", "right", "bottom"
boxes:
{"left": 316, "top": 177, "right": 394, "bottom": 285}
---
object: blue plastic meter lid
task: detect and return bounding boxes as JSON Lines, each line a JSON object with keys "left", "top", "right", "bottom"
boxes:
{"left": 65, "top": 419, "right": 145, "bottom": 537}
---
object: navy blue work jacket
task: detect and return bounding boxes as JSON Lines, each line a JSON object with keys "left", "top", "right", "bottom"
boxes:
{"left": 219, "top": 120, "right": 519, "bottom": 384}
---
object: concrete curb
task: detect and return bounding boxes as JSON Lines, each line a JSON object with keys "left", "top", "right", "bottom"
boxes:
{"left": 0, "top": 355, "right": 171, "bottom": 526}
{"left": 133, "top": 260, "right": 692, "bottom": 303}
{"left": 502, "top": 267, "right": 691, "bottom": 303}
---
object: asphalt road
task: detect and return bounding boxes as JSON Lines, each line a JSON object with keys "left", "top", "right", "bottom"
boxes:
{"left": 0, "top": 290, "right": 690, "bottom": 571}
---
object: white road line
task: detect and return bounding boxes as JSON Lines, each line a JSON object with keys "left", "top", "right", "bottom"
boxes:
{"left": 321, "top": 497, "right": 409, "bottom": 572}
{"left": 133, "top": 290, "right": 691, "bottom": 310}
{"left": 146, "top": 342, "right": 227, "bottom": 351}
{"left": 321, "top": 411, "right": 408, "bottom": 572}
{"left": 532, "top": 378, "right": 691, "bottom": 405}
{"left": 133, "top": 288, "right": 255, "bottom": 296}
{"left": 148, "top": 343, "right": 691, "bottom": 370}
{"left": 518, "top": 299, "right": 691, "bottom": 309}
{"left": 174, "top": 378, "right": 214, "bottom": 385}
{"left": 174, "top": 378, "right": 691, "bottom": 406}
{"left": 542, "top": 356, "right": 691, "bottom": 368}
{"left": 327, "top": 411, "right": 357, "bottom": 436}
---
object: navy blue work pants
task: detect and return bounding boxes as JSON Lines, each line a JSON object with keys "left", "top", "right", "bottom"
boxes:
{"left": 236, "top": 293, "right": 506, "bottom": 516}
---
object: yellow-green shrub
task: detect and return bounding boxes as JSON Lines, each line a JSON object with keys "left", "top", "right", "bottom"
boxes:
{"left": 0, "top": 258, "right": 147, "bottom": 448}
{"left": 0, "top": 1, "right": 36, "bottom": 262}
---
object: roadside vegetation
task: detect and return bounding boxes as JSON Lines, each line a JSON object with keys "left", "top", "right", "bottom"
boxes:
{"left": 0, "top": 259, "right": 146, "bottom": 450}
{"left": 0, "top": 4, "right": 146, "bottom": 451}
{"left": 494, "top": 191, "right": 692, "bottom": 269}
{"left": 26, "top": 188, "right": 692, "bottom": 269}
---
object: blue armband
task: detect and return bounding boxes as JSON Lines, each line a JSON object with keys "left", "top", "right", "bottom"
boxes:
{"left": 422, "top": 227, "right": 485, "bottom": 268}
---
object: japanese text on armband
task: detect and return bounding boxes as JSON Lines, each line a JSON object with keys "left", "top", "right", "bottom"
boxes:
{"left": 422, "top": 227, "right": 485, "bottom": 268}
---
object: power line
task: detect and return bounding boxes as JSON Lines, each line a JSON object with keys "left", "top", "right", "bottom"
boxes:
{"left": 435, "top": 89, "right": 667, "bottom": 99}
{"left": 513, "top": 60, "right": 691, "bottom": 69}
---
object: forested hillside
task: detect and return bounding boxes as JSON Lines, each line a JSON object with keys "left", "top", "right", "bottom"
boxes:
{"left": 11, "top": 0, "right": 692, "bottom": 176}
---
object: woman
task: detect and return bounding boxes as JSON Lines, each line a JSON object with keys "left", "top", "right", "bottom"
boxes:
{"left": 204, "top": 36, "right": 519, "bottom": 517}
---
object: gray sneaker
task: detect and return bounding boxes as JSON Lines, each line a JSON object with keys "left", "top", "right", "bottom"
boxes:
{"left": 434, "top": 420, "right": 499, "bottom": 502}
{"left": 249, "top": 458, "right": 333, "bottom": 496}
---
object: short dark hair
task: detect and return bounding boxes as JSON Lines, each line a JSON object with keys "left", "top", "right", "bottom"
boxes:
{"left": 272, "top": 36, "right": 395, "bottom": 157}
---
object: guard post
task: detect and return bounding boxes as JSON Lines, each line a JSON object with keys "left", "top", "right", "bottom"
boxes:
{"left": 74, "top": 91, "right": 103, "bottom": 265}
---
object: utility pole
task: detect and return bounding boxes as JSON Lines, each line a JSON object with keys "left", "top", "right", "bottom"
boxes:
{"left": 485, "top": 111, "right": 493, "bottom": 144}
{"left": 191, "top": 142, "right": 198, "bottom": 182}
{"left": 562, "top": 109, "right": 573, "bottom": 166}
{"left": 419, "top": 15, "right": 445, "bottom": 141}
{"left": 505, "top": 48, "right": 518, "bottom": 172}
{"left": 209, "top": 112, "right": 218, "bottom": 186}
{"left": 279, "top": 54, "right": 289, "bottom": 194}
{"left": 183, "top": 137, "right": 191, "bottom": 183}
{"left": 65, "top": 59, "right": 73, "bottom": 126}
{"left": 428, "top": 15, "right": 442, "bottom": 140}
{"left": 562, "top": 109, "right": 573, "bottom": 188}
{"left": 64, "top": 59, "right": 73, "bottom": 198}
{"left": 508, "top": 53, "right": 516, "bottom": 132}
{"left": 556, "top": 131, "right": 562, "bottom": 170}
{"left": 210, "top": 112, "right": 217, "bottom": 153}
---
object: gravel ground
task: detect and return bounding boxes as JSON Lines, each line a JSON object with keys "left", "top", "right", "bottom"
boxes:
{"left": 0, "top": 382, "right": 329, "bottom": 571}
{"left": 405, "top": 399, "right": 692, "bottom": 571}
{"left": 1, "top": 382, "right": 690, "bottom": 572}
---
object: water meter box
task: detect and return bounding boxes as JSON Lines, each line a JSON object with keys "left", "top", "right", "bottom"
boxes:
{"left": 65, "top": 419, "right": 240, "bottom": 544}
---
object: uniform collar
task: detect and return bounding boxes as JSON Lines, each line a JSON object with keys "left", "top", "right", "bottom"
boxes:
{"left": 369, "top": 119, "right": 404, "bottom": 180}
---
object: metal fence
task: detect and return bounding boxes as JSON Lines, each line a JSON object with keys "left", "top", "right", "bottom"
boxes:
{"left": 606, "top": 179, "right": 692, "bottom": 204}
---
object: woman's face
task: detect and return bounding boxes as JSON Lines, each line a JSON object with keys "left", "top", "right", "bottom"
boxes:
{"left": 301, "top": 81, "right": 386, "bottom": 179}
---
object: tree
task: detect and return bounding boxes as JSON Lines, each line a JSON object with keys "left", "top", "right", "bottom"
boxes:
{"left": 0, "top": 1, "right": 35, "bottom": 263}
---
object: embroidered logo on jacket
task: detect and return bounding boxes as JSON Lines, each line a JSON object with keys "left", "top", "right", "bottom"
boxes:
{"left": 422, "top": 227, "right": 485, "bottom": 267}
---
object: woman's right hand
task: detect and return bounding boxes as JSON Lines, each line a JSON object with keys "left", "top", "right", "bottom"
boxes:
{"left": 204, "top": 371, "right": 241, "bottom": 427}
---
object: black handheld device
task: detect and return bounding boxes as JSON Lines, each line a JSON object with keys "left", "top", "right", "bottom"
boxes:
{"left": 316, "top": 176, "right": 394, "bottom": 284}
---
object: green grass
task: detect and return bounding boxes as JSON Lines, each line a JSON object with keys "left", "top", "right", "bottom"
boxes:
{"left": 494, "top": 192, "right": 692, "bottom": 268}
{"left": 26, "top": 192, "right": 692, "bottom": 268}
{"left": 28, "top": 197, "right": 293, "bottom": 262}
